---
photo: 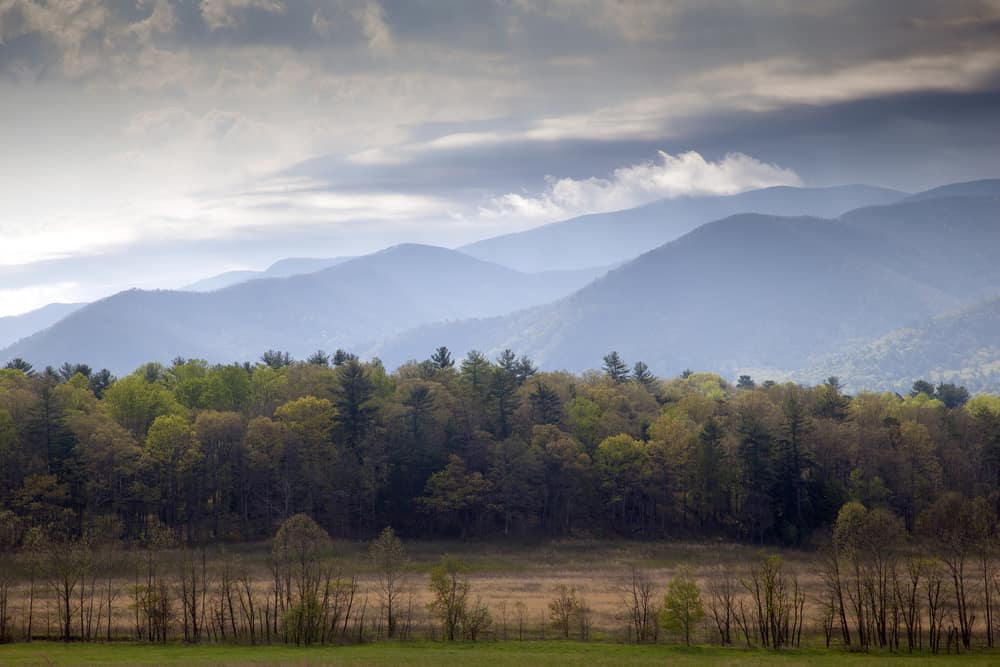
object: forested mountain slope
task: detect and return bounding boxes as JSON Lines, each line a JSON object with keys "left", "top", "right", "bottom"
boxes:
{"left": 838, "top": 195, "right": 1000, "bottom": 298}
{"left": 0, "top": 302, "right": 84, "bottom": 349}
{"left": 460, "top": 184, "right": 904, "bottom": 272}
{"left": 1, "top": 245, "right": 604, "bottom": 373}
{"left": 377, "top": 195, "right": 1000, "bottom": 381}
{"left": 805, "top": 295, "right": 1000, "bottom": 393}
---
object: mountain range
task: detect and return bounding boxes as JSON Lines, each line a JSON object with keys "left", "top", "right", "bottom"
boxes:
{"left": 4, "top": 179, "right": 999, "bottom": 391}
{"left": 460, "top": 184, "right": 904, "bottom": 272}
{"left": 0, "top": 302, "right": 84, "bottom": 350}
{"left": 181, "top": 256, "right": 353, "bottom": 292}
{"left": 1, "top": 245, "right": 605, "bottom": 373}
{"left": 375, "top": 185, "right": 1000, "bottom": 381}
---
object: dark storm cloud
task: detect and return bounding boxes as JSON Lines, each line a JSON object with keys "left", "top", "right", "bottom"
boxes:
{"left": 2, "top": 0, "right": 1000, "bottom": 314}
{"left": 283, "top": 89, "right": 1000, "bottom": 200}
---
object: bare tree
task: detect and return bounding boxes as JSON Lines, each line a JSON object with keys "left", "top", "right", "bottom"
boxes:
{"left": 548, "top": 584, "right": 583, "bottom": 639}
{"left": 369, "top": 526, "right": 408, "bottom": 638}
{"left": 621, "top": 566, "right": 659, "bottom": 643}
{"left": 706, "top": 566, "right": 737, "bottom": 645}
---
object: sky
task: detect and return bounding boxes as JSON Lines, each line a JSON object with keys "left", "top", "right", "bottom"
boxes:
{"left": 1, "top": 0, "right": 1000, "bottom": 316}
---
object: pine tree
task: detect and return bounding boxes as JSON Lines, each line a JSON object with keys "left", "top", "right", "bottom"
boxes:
{"left": 632, "top": 361, "right": 656, "bottom": 390}
{"left": 602, "top": 352, "right": 628, "bottom": 384}
{"left": 430, "top": 346, "right": 454, "bottom": 370}
{"left": 530, "top": 381, "right": 562, "bottom": 425}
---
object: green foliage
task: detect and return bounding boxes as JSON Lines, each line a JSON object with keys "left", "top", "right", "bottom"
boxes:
{"left": 102, "top": 375, "right": 182, "bottom": 439}
{"left": 427, "top": 556, "right": 471, "bottom": 641}
{"left": 660, "top": 567, "right": 704, "bottom": 646}
{"left": 602, "top": 351, "right": 629, "bottom": 384}
{"left": 0, "top": 351, "right": 999, "bottom": 549}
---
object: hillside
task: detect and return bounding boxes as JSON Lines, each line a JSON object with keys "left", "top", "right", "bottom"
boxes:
{"left": 377, "top": 194, "right": 1000, "bottom": 379}
{"left": 0, "top": 302, "right": 84, "bottom": 349}
{"left": 1, "top": 245, "right": 605, "bottom": 374}
{"left": 804, "top": 295, "right": 1000, "bottom": 393}
{"left": 460, "top": 184, "right": 904, "bottom": 272}
{"left": 839, "top": 195, "right": 1000, "bottom": 298}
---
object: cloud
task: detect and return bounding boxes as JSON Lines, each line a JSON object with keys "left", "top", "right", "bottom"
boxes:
{"left": 0, "top": 0, "right": 111, "bottom": 76}
{"left": 354, "top": 0, "right": 392, "bottom": 55}
{"left": 479, "top": 150, "right": 802, "bottom": 223}
{"left": 0, "top": 282, "right": 81, "bottom": 317}
{"left": 200, "top": 0, "right": 286, "bottom": 31}
{"left": 514, "top": 0, "right": 676, "bottom": 42}
{"left": 701, "top": 48, "right": 1000, "bottom": 108}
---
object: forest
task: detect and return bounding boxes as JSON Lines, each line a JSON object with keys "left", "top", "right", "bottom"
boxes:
{"left": 1, "top": 348, "right": 1000, "bottom": 651}
{"left": 2, "top": 347, "right": 996, "bottom": 544}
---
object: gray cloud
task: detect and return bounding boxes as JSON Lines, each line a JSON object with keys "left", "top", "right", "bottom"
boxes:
{"left": 1, "top": 0, "right": 999, "bottom": 314}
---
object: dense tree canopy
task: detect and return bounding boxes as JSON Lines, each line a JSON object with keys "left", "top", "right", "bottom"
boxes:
{"left": 0, "top": 351, "right": 996, "bottom": 547}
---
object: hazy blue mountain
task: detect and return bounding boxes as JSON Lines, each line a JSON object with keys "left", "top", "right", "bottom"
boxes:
{"left": 1, "top": 245, "right": 604, "bottom": 374}
{"left": 460, "top": 184, "right": 905, "bottom": 272}
{"left": 376, "top": 213, "right": 956, "bottom": 374}
{"left": 804, "top": 295, "right": 1000, "bottom": 394}
{"left": 839, "top": 196, "right": 1000, "bottom": 299}
{"left": 378, "top": 194, "right": 1000, "bottom": 379}
{"left": 0, "top": 303, "right": 84, "bottom": 349}
{"left": 904, "top": 178, "right": 1000, "bottom": 202}
{"left": 182, "top": 256, "right": 353, "bottom": 291}
{"left": 181, "top": 270, "right": 260, "bottom": 292}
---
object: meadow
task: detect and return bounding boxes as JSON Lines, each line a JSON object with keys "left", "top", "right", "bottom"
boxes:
{"left": 0, "top": 538, "right": 821, "bottom": 644}
{"left": 1, "top": 536, "right": 991, "bottom": 666}
{"left": 2, "top": 641, "right": 1000, "bottom": 667}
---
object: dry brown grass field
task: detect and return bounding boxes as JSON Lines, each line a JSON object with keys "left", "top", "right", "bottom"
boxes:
{"left": 1, "top": 539, "right": 838, "bottom": 643}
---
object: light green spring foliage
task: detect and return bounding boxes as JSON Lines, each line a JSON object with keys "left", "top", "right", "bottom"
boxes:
{"left": 660, "top": 566, "right": 705, "bottom": 646}
{"left": 967, "top": 393, "right": 1000, "bottom": 416}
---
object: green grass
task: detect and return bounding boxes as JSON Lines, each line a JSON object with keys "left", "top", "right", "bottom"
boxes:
{"left": 1, "top": 642, "right": 997, "bottom": 667}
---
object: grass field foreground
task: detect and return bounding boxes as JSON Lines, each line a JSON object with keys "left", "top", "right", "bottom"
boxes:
{"left": 1, "top": 642, "right": 999, "bottom": 667}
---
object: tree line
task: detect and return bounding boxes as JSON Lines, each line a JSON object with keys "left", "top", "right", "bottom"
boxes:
{"left": 0, "top": 348, "right": 997, "bottom": 547}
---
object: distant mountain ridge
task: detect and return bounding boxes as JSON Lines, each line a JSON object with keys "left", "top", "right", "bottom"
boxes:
{"left": 903, "top": 178, "right": 1000, "bottom": 202}
{"left": 0, "top": 303, "right": 84, "bottom": 350}
{"left": 1, "top": 245, "right": 606, "bottom": 373}
{"left": 4, "top": 178, "right": 1000, "bottom": 389}
{"left": 375, "top": 192, "right": 1000, "bottom": 385}
{"left": 182, "top": 256, "right": 353, "bottom": 292}
{"left": 460, "top": 184, "right": 906, "bottom": 272}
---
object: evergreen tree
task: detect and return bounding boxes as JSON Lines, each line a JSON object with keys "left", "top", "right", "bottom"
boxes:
{"left": 491, "top": 351, "right": 522, "bottom": 438}
{"left": 692, "top": 417, "right": 725, "bottom": 528}
{"left": 332, "top": 349, "right": 357, "bottom": 366}
{"left": 530, "top": 381, "right": 562, "bottom": 425}
{"left": 89, "top": 369, "right": 114, "bottom": 398}
{"left": 936, "top": 382, "right": 970, "bottom": 408}
{"left": 4, "top": 358, "right": 34, "bottom": 375}
{"left": 602, "top": 352, "right": 628, "bottom": 384}
{"left": 334, "top": 359, "right": 376, "bottom": 453}
{"left": 774, "top": 393, "right": 814, "bottom": 543}
{"left": 514, "top": 355, "right": 537, "bottom": 386}
{"left": 631, "top": 361, "right": 656, "bottom": 390}
{"left": 736, "top": 410, "right": 775, "bottom": 543}
{"left": 260, "top": 349, "right": 292, "bottom": 369}
{"left": 430, "top": 346, "right": 454, "bottom": 370}
{"left": 306, "top": 350, "right": 330, "bottom": 366}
